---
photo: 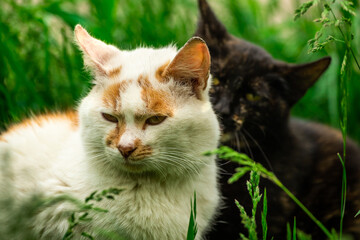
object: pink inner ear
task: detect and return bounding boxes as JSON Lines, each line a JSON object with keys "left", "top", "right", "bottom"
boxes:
{"left": 75, "top": 25, "right": 118, "bottom": 68}
{"left": 162, "top": 37, "right": 210, "bottom": 99}
{"left": 193, "top": 43, "right": 210, "bottom": 69}
{"left": 165, "top": 38, "right": 210, "bottom": 79}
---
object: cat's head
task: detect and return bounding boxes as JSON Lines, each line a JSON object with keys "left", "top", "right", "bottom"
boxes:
{"left": 75, "top": 25, "right": 219, "bottom": 177}
{"left": 194, "top": 0, "right": 331, "bottom": 147}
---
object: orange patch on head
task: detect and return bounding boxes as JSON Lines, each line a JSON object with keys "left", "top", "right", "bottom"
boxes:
{"left": 107, "top": 66, "right": 122, "bottom": 78}
{"left": 102, "top": 80, "right": 129, "bottom": 108}
{"left": 138, "top": 74, "right": 173, "bottom": 117}
{"left": 106, "top": 123, "right": 126, "bottom": 148}
{"left": 137, "top": 74, "right": 151, "bottom": 88}
{"left": 155, "top": 61, "right": 170, "bottom": 83}
{"left": 141, "top": 88, "right": 174, "bottom": 117}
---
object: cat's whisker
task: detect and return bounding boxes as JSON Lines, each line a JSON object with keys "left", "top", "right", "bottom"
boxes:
{"left": 158, "top": 152, "right": 211, "bottom": 168}
{"left": 239, "top": 131, "right": 254, "bottom": 160}
{"left": 234, "top": 131, "right": 242, "bottom": 152}
{"left": 154, "top": 154, "right": 203, "bottom": 175}
{"left": 151, "top": 158, "right": 194, "bottom": 176}
{"left": 243, "top": 129, "right": 274, "bottom": 172}
{"left": 246, "top": 120, "right": 267, "bottom": 138}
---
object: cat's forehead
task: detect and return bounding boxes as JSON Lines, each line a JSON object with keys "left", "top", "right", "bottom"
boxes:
{"left": 107, "top": 46, "right": 177, "bottom": 80}
{"left": 101, "top": 48, "right": 176, "bottom": 117}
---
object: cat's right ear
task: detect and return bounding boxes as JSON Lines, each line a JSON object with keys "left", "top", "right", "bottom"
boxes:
{"left": 74, "top": 25, "right": 121, "bottom": 78}
{"left": 162, "top": 37, "right": 211, "bottom": 100}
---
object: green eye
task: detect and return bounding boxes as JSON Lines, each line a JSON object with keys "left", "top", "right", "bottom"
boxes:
{"left": 146, "top": 115, "right": 167, "bottom": 126}
{"left": 102, "top": 113, "right": 118, "bottom": 123}
{"left": 245, "top": 93, "right": 261, "bottom": 102}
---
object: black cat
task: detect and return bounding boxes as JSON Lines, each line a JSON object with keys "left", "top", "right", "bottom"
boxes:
{"left": 194, "top": 0, "right": 360, "bottom": 239}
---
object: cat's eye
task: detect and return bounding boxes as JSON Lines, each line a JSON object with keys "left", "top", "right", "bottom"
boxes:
{"left": 245, "top": 93, "right": 261, "bottom": 102}
{"left": 146, "top": 115, "right": 167, "bottom": 126}
{"left": 102, "top": 113, "right": 118, "bottom": 123}
{"left": 213, "top": 77, "right": 220, "bottom": 86}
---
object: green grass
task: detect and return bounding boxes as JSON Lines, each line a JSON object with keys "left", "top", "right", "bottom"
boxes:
{"left": 186, "top": 192, "right": 198, "bottom": 240}
{"left": 207, "top": 146, "right": 335, "bottom": 239}
{"left": 294, "top": 1, "right": 359, "bottom": 238}
{"left": 233, "top": 171, "right": 267, "bottom": 240}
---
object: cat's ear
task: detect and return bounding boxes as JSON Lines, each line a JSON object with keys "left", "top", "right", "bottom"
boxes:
{"left": 194, "top": 0, "right": 231, "bottom": 45}
{"left": 282, "top": 57, "right": 331, "bottom": 105}
{"left": 163, "top": 37, "right": 210, "bottom": 99}
{"left": 74, "top": 24, "right": 121, "bottom": 77}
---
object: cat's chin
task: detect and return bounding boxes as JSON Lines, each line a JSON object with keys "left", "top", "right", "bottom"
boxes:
{"left": 119, "top": 161, "right": 147, "bottom": 173}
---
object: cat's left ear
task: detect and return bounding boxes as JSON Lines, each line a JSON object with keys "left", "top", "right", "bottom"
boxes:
{"left": 282, "top": 56, "right": 331, "bottom": 105}
{"left": 74, "top": 24, "right": 121, "bottom": 78}
{"left": 163, "top": 37, "right": 211, "bottom": 100}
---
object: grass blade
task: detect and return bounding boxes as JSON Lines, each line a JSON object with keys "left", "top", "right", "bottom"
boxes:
{"left": 261, "top": 189, "right": 268, "bottom": 240}
{"left": 286, "top": 222, "right": 291, "bottom": 240}
{"left": 355, "top": 210, "right": 360, "bottom": 218}
{"left": 293, "top": 217, "right": 296, "bottom": 240}
{"left": 186, "top": 192, "right": 197, "bottom": 240}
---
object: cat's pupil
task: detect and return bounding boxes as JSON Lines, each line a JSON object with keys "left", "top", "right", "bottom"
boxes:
{"left": 146, "top": 115, "right": 167, "bottom": 126}
{"left": 102, "top": 113, "right": 118, "bottom": 123}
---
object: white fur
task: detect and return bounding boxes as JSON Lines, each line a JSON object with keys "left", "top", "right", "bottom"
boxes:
{"left": 0, "top": 35, "right": 220, "bottom": 239}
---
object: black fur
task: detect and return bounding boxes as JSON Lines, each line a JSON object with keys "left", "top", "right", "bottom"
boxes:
{"left": 194, "top": 0, "right": 360, "bottom": 239}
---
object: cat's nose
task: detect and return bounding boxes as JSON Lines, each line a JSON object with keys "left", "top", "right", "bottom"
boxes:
{"left": 117, "top": 145, "right": 137, "bottom": 159}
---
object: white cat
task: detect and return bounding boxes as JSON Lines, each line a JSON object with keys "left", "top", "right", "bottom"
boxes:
{"left": 0, "top": 25, "right": 220, "bottom": 240}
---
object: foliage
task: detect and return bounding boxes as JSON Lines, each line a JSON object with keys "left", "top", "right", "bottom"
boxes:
{"left": 63, "top": 188, "right": 123, "bottom": 240}
{"left": 294, "top": 0, "right": 360, "bottom": 238}
{"left": 355, "top": 210, "right": 360, "bottom": 218}
{"left": 261, "top": 189, "right": 268, "bottom": 240}
{"left": 286, "top": 218, "right": 312, "bottom": 240}
{"left": 206, "top": 146, "right": 336, "bottom": 239}
{"left": 186, "top": 192, "right": 198, "bottom": 240}
{"left": 233, "top": 171, "right": 267, "bottom": 240}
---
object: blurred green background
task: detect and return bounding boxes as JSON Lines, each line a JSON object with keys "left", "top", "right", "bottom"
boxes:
{"left": 0, "top": 0, "right": 359, "bottom": 142}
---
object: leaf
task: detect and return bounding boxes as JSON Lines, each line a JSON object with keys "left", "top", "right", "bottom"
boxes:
{"left": 79, "top": 212, "right": 89, "bottom": 220}
{"left": 79, "top": 212, "right": 93, "bottom": 222}
{"left": 296, "top": 229, "right": 312, "bottom": 240}
{"left": 228, "top": 167, "right": 251, "bottom": 184}
{"left": 341, "top": 17, "right": 351, "bottom": 26}
{"left": 294, "top": 0, "right": 314, "bottom": 20}
{"left": 69, "top": 213, "right": 75, "bottom": 223}
{"left": 186, "top": 192, "right": 198, "bottom": 240}
{"left": 355, "top": 210, "right": 360, "bottom": 218}
{"left": 293, "top": 217, "right": 296, "bottom": 240}
{"left": 106, "top": 195, "right": 115, "bottom": 200}
{"left": 85, "top": 191, "right": 97, "bottom": 203}
{"left": 92, "top": 207, "right": 109, "bottom": 213}
{"left": 81, "top": 232, "right": 95, "bottom": 240}
{"left": 62, "top": 231, "right": 73, "bottom": 240}
{"left": 340, "top": 0, "right": 356, "bottom": 16}
{"left": 287, "top": 223, "right": 291, "bottom": 240}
